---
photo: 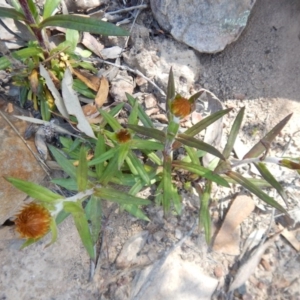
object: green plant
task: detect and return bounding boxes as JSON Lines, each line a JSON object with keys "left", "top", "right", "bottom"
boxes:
{"left": 6, "top": 68, "right": 300, "bottom": 258}
{"left": 0, "top": 0, "right": 128, "bottom": 120}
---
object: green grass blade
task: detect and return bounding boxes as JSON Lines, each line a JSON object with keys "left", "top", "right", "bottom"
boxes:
{"left": 172, "top": 161, "right": 230, "bottom": 187}
{"left": 64, "top": 201, "right": 95, "bottom": 260}
{"left": 227, "top": 171, "right": 287, "bottom": 213}
{"left": 85, "top": 195, "right": 102, "bottom": 244}
{"left": 0, "top": 7, "right": 25, "bottom": 21}
{"left": 126, "top": 93, "right": 153, "bottom": 128}
{"left": 176, "top": 134, "right": 225, "bottom": 160}
{"left": 243, "top": 113, "right": 293, "bottom": 159}
{"left": 39, "top": 15, "right": 129, "bottom": 36}
{"left": 5, "top": 177, "right": 62, "bottom": 202}
{"left": 127, "top": 124, "right": 165, "bottom": 142}
{"left": 77, "top": 146, "right": 88, "bottom": 191}
{"left": 43, "top": 0, "right": 61, "bottom": 18}
{"left": 94, "top": 187, "right": 151, "bottom": 205}
{"left": 196, "top": 181, "right": 212, "bottom": 244}
{"left": 223, "top": 107, "right": 245, "bottom": 159}
{"left": 48, "top": 145, "right": 76, "bottom": 179}
{"left": 255, "top": 162, "right": 288, "bottom": 202}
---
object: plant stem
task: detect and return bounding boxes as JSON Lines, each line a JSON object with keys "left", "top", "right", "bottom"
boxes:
{"left": 18, "top": 0, "right": 48, "bottom": 51}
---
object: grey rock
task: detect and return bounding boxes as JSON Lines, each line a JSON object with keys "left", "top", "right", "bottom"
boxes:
{"left": 110, "top": 71, "right": 135, "bottom": 102}
{"left": 132, "top": 249, "right": 218, "bottom": 299}
{"left": 150, "top": 0, "right": 256, "bottom": 53}
{"left": 116, "top": 231, "right": 149, "bottom": 269}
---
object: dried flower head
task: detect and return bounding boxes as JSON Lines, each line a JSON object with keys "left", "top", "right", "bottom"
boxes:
{"left": 115, "top": 129, "right": 131, "bottom": 143}
{"left": 171, "top": 96, "right": 192, "bottom": 119}
{"left": 15, "top": 203, "right": 51, "bottom": 239}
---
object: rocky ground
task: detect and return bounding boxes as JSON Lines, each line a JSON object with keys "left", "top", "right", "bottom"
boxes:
{"left": 0, "top": 0, "right": 300, "bottom": 299}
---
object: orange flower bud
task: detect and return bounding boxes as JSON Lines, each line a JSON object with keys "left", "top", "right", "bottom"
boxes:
{"left": 115, "top": 129, "right": 131, "bottom": 143}
{"left": 15, "top": 203, "right": 51, "bottom": 239}
{"left": 171, "top": 96, "right": 192, "bottom": 118}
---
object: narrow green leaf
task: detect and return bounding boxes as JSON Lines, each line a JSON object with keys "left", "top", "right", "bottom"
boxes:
{"left": 123, "top": 204, "right": 150, "bottom": 221}
{"left": 59, "top": 29, "right": 80, "bottom": 52}
{"left": 183, "top": 108, "right": 232, "bottom": 138}
{"left": 64, "top": 201, "right": 95, "bottom": 260}
{"left": 108, "top": 103, "right": 124, "bottom": 117}
{"left": 85, "top": 196, "right": 102, "bottom": 244}
{"left": 188, "top": 90, "right": 204, "bottom": 104}
{"left": 98, "top": 153, "right": 119, "bottom": 185}
{"left": 88, "top": 147, "right": 118, "bottom": 167}
{"left": 5, "top": 177, "right": 62, "bottom": 202}
{"left": 9, "top": 0, "right": 21, "bottom": 12}
{"left": 127, "top": 124, "right": 165, "bottom": 142}
{"left": 185, "top": 146, "right": 200, "bottom": 165}
{"left": 163, "top": 154, "right": 172, "bottom": 214}
{"left": 39, "top": 15, "right": 129, "bottom": 36}
{"left": 27, "top": 0, "right": 39, "bottom": 22}
{"left": 126, "top": 93, "right": 153, "bottom": 128}
{"left": 243, "top": 113, "right": 293, "bottom": 159}
{"left": 51, "top": 178, "right": 78, "bottom": 191}
{"left": 227, "top": 171, "right": 287, "bottom": 213}
{"left": 99, "top": 109, "right": 122, "bottom": 131}
{"left": 0, "top": 7, "right": 25, "bottom": 21}
{"left": 0, "top": 56, "right": 12, "bottom": 70}
{"left": 255, "top": 162, "right": 288, "bottom": 202}
{"left": 94, "top": 188, "right": 151, "bottom": 205}
{"left": 55, "top": 209, "right": 70, "bottom": 225}
{"left": 128, "top": 98, "right": 139, "bottom": 126}
{"left": 45, "top": 218, "right": 58, "bottom": 247}
{"left": 118, "top": 143, "right": 130, "bottom": 170}
{"left": 172, "top": 161, "right": 230, "bottom": 187}
{"left": 176, "top": 134, "right": 225, "bottom": 160}
{"left": 43, "top": 0, "right": 61, "bottom": 18}
{"left": 223, "top": 107, "right": 245, "bottom": 159}
{"left": 130, "top": 139, "right": 164, "bottom": 151}
{"left": 196, "top": 181, "right": 212, "bottom": 244}
{"left": 128, "top": 152, "right": 150, "bottom": 185}
{"left": 280, "top": 159, "right": 300, "bottom": 170}
{"left": 95, "top": 134, "right": 106, "bottom": 177}
{"left": 73, "top": 79, "right": 96, "bottom": 98}
{"left": 12, "top": 47, "right": 43, "bottom": 60}
{"left": 77, "top": 146, "right": 88, "bottom": 191}
{"left": 21, "top": 238, "right": 40, "bottom": 249}
{"left": 48, "top": 145, "right": 76, "bottom": 178}
{"left": 166, "top": 68, "right": 175, "bottom": 113}
{"left": 221, "top": 175, "right": 272, "bottom": 188}
{"left": 142, "top": 149, "right": 162, "bottom": 165}
{"left": 171, "top": 184, "right": 181, "bottom": 215}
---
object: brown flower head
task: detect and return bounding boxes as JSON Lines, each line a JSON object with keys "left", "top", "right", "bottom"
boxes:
{"left": 115, "top": 129, "right": 131, "bottom": 143}
{"left": 170, "top": 96, "right": 192, "bottom": 119}
{"left": 15, "top": 203, "right": 51, "bottom": 239}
